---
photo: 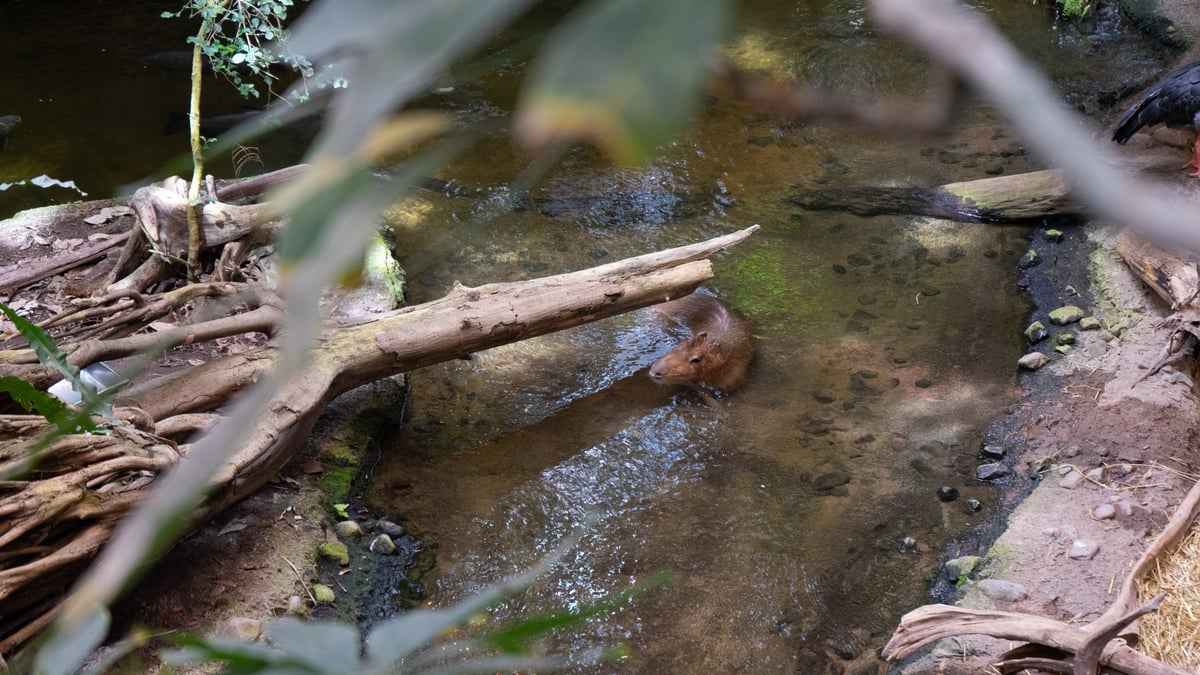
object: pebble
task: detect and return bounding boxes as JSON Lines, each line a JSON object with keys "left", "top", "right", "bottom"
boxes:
{"left": 945, "top": 555, "right": 983, "bottom": 579}
{"left": 977, "top": 462, "right": 1009, "bottom": 481}
{"left": 370, "top": 534, "right": 397, "bottom": 555}
{"left": 1024, "top": 321, "right": 1048, "bottom": 344}
{"left": 976, "top": 579, "right": 1027, "bottom": 602}
{"left": 319, "top": 541, "right": 350, "bottom": 566}
{"left": 1092, "top": 503, "right": 1116, "bottom": 520}
{"left": 1068, "top": 539, "right": 1100, "bottom": 560}
{"left": 981, "top": 443, "right": 1006, "bottom": 460}
{"left": 1059, "top": 470, "right": 1084, "bottom": 489}
{"left": 1118, "top": 500, "right": 1134, "bottom": 517}
{"left": 224, "top": 617, "right": 262, "bottom": 641}
{"left": 1079, "top": 316, "right": 1101, "bottom": 330}
{"left": 1084, "top": 467, "right": 1105, "bottom": 484}
{"left": 287, "top": 595, "right": 308, "bottom": 616}
{"left": 334, "top": 520, "right": 363, "bottom": 539}
{"left": 1018, "top": 352, "right": 1050, "bottom": 370}
{"left": 937, "top": 486, "right": 960, "bottom": 502}
{"left": 1018, "top": 249, "right": 1039, "bottom": 269}
{"left": 376, "top": 519, "right": 405, "bottom": 537}
{"left": 312, "top": 583, "right": 336, "bottom": 603}
{"left": 1048, "top": 305, "right": 1085, "bottom": 326}
{"left": 966, "top": 499, "right": 982, "bottom": 512}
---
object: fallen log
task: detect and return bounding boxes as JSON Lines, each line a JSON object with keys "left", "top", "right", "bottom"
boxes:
{"left": 790, "top": 168, "right": 1081, "bottom": 223}
{"left": 0, "top": 224, "right": 758, "bottom": 657}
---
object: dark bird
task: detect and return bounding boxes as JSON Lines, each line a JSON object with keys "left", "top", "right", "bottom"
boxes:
{"left": 1112, "top": 60, "right": 1200, "bottom": 176}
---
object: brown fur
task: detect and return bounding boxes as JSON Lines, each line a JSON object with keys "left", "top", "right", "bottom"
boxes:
{"left": 648, "top": 293, "right": 755, "bottom": 392}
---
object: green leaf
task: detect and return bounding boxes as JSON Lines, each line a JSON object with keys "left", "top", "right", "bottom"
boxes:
{"left": 0, "top": 302, "right": 110, "bottom": 430}
{"left": 33, "top": 605, "right": 110, "bottom": 675}
{"left": 0, "top": 376, "right": 69, "bottom": 425}
{"left": 265, "top": 618, "right": 361, "bottom": 672}
{"left": 517, "top": 0, "right": 730, "bottom": 163}
{"left": 483, "top": 570, "right": 672, "bottom": 653}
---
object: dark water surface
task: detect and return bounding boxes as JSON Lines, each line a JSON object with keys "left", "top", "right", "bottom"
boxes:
{"left": 0, "top": 0, "right": 1173, "bottom": 671}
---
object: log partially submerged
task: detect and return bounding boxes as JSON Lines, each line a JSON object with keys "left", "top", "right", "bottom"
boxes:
{"left": 790, "top": 168, "right": 1081, "bottom": 223}
{"left": 0, "top": 224, "right": 758, "bottom": 656}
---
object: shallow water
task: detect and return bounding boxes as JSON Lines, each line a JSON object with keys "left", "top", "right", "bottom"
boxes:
{"left": 364, "top": 2, "right": 1170, "bottom": 671}
{"left": 0, "top": 0, "right": 1173, "bottom": 671}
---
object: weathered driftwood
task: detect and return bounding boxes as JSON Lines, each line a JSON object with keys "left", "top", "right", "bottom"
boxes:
{"left": 1114, "top": 228, "right": 1200, "bottom": 383}
{"left": 790, "top": 168, "right": 1080, "bottom": 223}
{"left": 882, "top": 471, "right": 1200, "bottom": 674}
{"left": 0, "top": 224, "right": 758, "bottom": 657}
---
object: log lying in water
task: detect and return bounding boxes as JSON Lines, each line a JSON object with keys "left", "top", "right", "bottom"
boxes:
{"left": 791, "top": 168, "right": 1080, "bottom": 223}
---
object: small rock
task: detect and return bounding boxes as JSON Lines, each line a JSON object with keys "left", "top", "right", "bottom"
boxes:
{"left": 812, "top": 388, "right": 836, "bottom": 403}
{"left": 369, "top": 534, "right": 397, "bottom": 555}
{"left": 813, "top": 471, "right": 852, "bottom": 493}
{"left": 1079, "top": 316, "right": 1101, "bottom": 330}
{"left": 966, "top": 499, "right": 983, "bottom": 512}
{"left": 376, "top": 519, "right": 405, "bottom": 537}
{"left": 1054, "top": 344, "right": 1071, "bottom": 355}
{"left": 1068, "top": 539, "right": 1100, "bottom": 560}
{"left": 945, "top": 555, "right": 983, "bottom": 579}
{"left": 1059, "top": 470, "right": 1084, "bottom": 489}
{"left": 900, "top": 536, "right": 918, "bottom": 553}
{"left": 1018, "top": 249, "right": 1039, "bottom": 269}
{"left": 1092, "top": 504, "right": 1116, "bottom": 520}
{"left": 1056, "top": 333, "right": 1075, "bottom": 346}
{"left": 1048, "top": 305, "right": 1085, "bottom": 326}
{"left": 312, "top": 584, "right": 336, "bottom": 603}
{"left": 1018, "top": 352, "right": 1050, "bottom": 370}
{"left": 319, "top": 541, "right": 350, "bottom": 566}
{"left": 1024, "top": 321, "right": 1049, "bottom": 344}
{"left": 1084, "top": 467, "right": 1105, "bottom": 484}
{"left": 1060, "top": 524, "right": 1079, "bottom": 540}
{"left": 334, "top": 520, "right": 363, "bottom": 539}
{"left": 1062, "top": 445, "right": 1080, "bottom": 458}
{"left": 976, "top": 579, "right": 1027, "bottom": 602}
{"left": 224, "top": 617, "right": 262, "bottom": 641}
{"left": 937, "top": 486, "right": 960, "bottom": 502}
{"left": 1117, "top": 500, "right": 1134, "bottom": 517}
{"left": 286, "top": 595, "right": 308, "bottom": 616}
{"left": 981, "top": 443, "right": 1006, "bottom": 460}
{"left": 977, "top": 462, "right": 1009, "bottom": 481}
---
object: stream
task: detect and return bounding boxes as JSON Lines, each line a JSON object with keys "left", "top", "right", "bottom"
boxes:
{"left": 0, "top": 0, "right": 1177, "bottom": 672}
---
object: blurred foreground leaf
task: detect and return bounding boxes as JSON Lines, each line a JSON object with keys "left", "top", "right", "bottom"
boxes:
{"left": 517, "top": 0, "right": 730, "bottom": 163}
